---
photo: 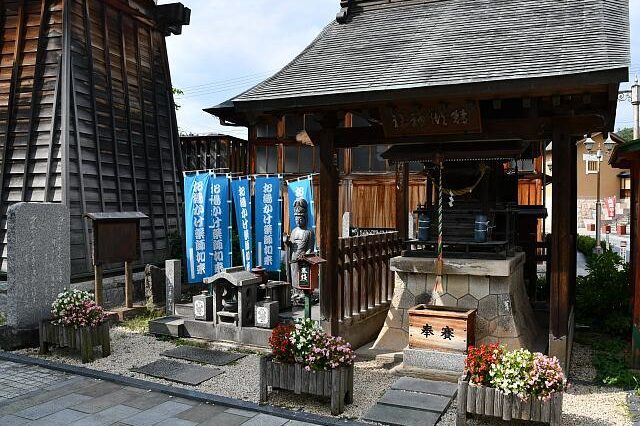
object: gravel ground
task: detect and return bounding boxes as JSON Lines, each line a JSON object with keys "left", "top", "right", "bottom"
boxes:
{"left": 437, "top": 342, "right": 632, "bottom": 426}
{"left": 15, "top": 326, "right": 394, "bottom": 421}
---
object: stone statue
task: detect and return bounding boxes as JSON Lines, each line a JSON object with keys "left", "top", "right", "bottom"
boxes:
{"left": 284, "top": 198, "right": 315, "bottom": 288}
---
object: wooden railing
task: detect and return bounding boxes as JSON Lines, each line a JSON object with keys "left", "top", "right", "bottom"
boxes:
{"left": 336, "top": 231, "right": 403, "bottom": 322}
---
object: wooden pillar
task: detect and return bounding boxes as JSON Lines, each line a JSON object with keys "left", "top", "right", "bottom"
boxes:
{"left": 395, "top": 163, "right": 409, "bottom": 239}
{"left": 631, "top": 165, "right": 640, "bottom": 367}
{"left": 549, "top": 128, "right": 576, "bottom": 368}
{"left": 318, "top": 127, "right": 339, "bottom": 336}
{"left": 125, "top": 261, "right": 134, "bottom": 308}
{"left": 94, "top": 265, "right": 103, "bottom": 307}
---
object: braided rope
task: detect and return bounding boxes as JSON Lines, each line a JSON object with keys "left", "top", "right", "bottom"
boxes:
{"left": 434, "top": 161, "right": 444, "bottom": 292}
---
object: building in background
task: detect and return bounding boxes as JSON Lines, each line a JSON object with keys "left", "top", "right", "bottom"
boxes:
{"left": 0, "top": 0, "right": 190, "bottom": 278}
{"left": 180, "top": 134, "right": 248, "bottom": 173}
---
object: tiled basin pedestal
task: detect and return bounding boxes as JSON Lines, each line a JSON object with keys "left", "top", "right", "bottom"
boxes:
{"left": 372, "top": 253, "right": 541, "bottom": 372}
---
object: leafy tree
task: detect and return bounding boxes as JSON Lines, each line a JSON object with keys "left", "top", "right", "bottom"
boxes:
{"left": 616, "top": 127, "right": 634, "bottom": 142}
{"left": 172, "top": 87, "right": 183, "bottom": 110}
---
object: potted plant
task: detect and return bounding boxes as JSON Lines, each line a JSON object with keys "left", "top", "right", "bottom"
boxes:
{"left": 259, "top": 319, "right": 355, "bottom": 415}
{"left": 457, "top": 345, "right": 565, "bottom": 425}
{"left": 39, "top": 289, "right": 110, "bottom": 363}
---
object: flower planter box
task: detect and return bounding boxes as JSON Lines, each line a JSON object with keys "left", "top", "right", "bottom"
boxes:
{"left": 259, "top": 356, "right": 353, "bottom": 415}
{"left": 408, "top": 304, "right": 476, "bottom": 353}
{"left": 39, "top": 320, "right": 110, "bottom": 364}
{"left": 456, "top": 375, "right": 563, "bottom": 426}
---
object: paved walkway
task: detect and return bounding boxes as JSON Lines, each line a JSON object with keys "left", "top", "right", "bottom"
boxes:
{"left": 0, "top": 360, "right": 320, "bottom": 426}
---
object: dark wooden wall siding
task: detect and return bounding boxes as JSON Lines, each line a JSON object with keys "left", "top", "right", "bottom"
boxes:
{"left": 0, "top": 0, "right": 183, "bottom": 277}
{"left": 0, "top": 0, "right": 65, "bottom": 271}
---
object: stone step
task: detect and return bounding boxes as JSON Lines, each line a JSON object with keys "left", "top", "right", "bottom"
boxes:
{"left": 391, "top": 376, "right": 458, "bottom": 397}
{"left": 148, "top": 316, "right": 184, "bottom": 337}
{"left": 363, "top": 403, "right": 440, "bottom": 426}
{"left": 378, "top": 389, "right": 451, "bottom": 412}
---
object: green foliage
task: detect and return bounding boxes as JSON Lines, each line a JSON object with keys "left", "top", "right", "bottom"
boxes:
{"left": 576, "top": 251, "right": 631, "bottom": 336}
{"left": 576, "top": 235, "right": 606, "bottom": 258}
{"left": 120, "top": 309, "right": 163, "bottom": 334}
{"left": 171, "top": 87, "right": 183, "bottom": 110}
{"left": 587, "top": 334, "right": 640, "bottom": 388}
{"left": 536, "top": 275, "right": 549, "bottom": 301}
{"left": 617, "top": 127, "right": 635, "bottom": 143}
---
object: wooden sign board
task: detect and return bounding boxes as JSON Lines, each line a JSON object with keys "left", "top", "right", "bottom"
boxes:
{"left": 408, "top": 304, "right": 476, "bottom": 353}
{"left": 381, "top": 100, "right": 482, "bottom": 137}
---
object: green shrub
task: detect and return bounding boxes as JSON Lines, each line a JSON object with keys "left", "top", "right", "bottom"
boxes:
{"left": 576, "top": 251, "right": 631, "bottom": 336}
{"left": 590, "top": 336, "right": 640, "bottom": 388}
{"left": 576, "top": 235, "right": 606, "bottom": 257}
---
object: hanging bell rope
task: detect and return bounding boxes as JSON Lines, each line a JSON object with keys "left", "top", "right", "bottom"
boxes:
{"left": 427, "top": 162, "right": 489, "bottom": 196}
{"left": 434, "top": 158, "right": 445, "bottom": 293}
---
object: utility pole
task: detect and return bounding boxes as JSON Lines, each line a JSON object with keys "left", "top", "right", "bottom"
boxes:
{"left": 632, "top": 77, "right": 640, "bottom": 140}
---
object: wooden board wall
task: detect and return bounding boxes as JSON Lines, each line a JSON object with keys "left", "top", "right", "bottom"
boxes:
{"left": 0, "top": 0, "right": 184, "bottom": 277}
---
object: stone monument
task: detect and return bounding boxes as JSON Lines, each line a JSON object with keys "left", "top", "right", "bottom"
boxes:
{"left": 1, "top": 203, "right": 70, "bottom": 349}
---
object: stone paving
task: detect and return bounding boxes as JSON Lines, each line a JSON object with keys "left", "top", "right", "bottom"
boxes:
{"left": 0, "top": 360, "right": 321, "bottom": 426}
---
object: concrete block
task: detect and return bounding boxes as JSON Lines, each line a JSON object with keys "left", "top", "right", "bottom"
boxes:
{"left": 489, "top": 276, "right": 509, "bottom": 294}
{"left": 446, "top": 275, "right": 468, "bottom": 299}
{"left": 406, "top": 274, "right": 426, "bottom": 297}
{"left": 439, "top": 293, "right": 457, "bottom": 307}
{"left": 469, "top": 276, "right": 490, "bottom": 299}
{"left": 457, "top": 294, "right": 478, "bottom": 310}
{"left": 148, "top": 316, "right": 185, "bottom": 337}
{"left": 166, "top": 259, "right": 182, "bottom": 316}
{"left": 403, "top": 347, "right": 465, "bottom": 373}
{"left": 6, "top": 203, "right": 69, "bottom": 328}
{"left": 477, "top": 294, "right": 498, "bottom": 320}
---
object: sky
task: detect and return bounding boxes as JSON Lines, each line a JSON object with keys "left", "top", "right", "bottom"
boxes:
{"left": 162, "top": 1, "right": 640, "bottom": 139}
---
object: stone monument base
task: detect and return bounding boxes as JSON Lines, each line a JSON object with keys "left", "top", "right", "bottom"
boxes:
{"left": 0, "top": 325, "right": 39, "bottom": 350}
{"left": 373, "top": 253, "right": 542, "bottom": 356}
{"left": 403, "top": 347, "right": 465, "bottom": 373}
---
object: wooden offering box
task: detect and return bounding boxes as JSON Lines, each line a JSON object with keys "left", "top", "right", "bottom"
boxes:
{"left": 408, "top": 305, "right": 476, "bottom": 353}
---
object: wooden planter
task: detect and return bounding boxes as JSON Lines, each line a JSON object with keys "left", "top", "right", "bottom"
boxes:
{"left": 259, "top": 356, "right": 354, "bottom": 415}
{"left": 408, "top": 304, "right": 476, "bottom": 353}
{"left": 39, "top": 320, "right": 110, "bottom": 364}
{"left": 457, "top": 376, "right": 563, "bottom": 426}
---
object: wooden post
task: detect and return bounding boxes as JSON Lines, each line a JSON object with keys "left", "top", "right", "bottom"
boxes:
{"left": 549, "top": 128, "right": 576, "bottom": 369}
{"left": 318, "top": 125, "right": 339, "bottom": 336}
{"left": 632, "top": 165, "right": 640, "bottom": 367}
{"left": 125, "top": 261, "right": 134, "bottom": 308}
{"left": 395, "top": 162, "right": 409, "bottom": 239}
{"left": 94, "top": 265, "right": 103, "bottom": 306}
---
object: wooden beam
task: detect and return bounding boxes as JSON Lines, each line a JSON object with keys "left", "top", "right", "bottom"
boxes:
{"left": 102, "top": 2, "right": 124, "bottom": 210}
{"left": 148, "top": 27, "right": 170, "bottom": 236}
{"left": 0, "top": 0, "right": 25, "bottom": 205}
{"left": 632, "top": 165, "right": 640, "bottom": 368}
{"left": 317, "top": 126, "right": 339, "bottom": 336}
{"left": 549, "top": 127, "right": 576, "bottom": 353}
{"left": 44, "top": 57, "right": 62, "bottom": 202}
{"left": 22, "top": 0, "right": 47, "bottom": 202}
{"left": 82, "top": 0, "right": 106, "bottom": 211}
{"left": 395, "top": 163, "right": 409, "bottom": 239}
{"left": 330, "top": 115, "right": 608, "bottom": 148}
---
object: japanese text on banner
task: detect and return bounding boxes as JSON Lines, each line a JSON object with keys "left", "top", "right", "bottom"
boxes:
{"left": 254, "top": 177, "right": 282, "bottom": 271}
{"left": 209, "top": 175, "right": 232, "bottom": 274}
{"left": 184, "top": 173, "right": 211, "bottom": 283}
{"left": 231, "top": 178, "right": 253, "bottom": 270}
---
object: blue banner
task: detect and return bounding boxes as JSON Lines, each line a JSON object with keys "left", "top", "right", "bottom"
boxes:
{"left": 231, "top": 178, "right": 253, "bottom": 270}
{"left": 287, "top": 176, "right": 316, "bottom": 237}
{"left": 209, "top": 175, "right": 232, "bottom": 274}
{"left": 184, "top": 173, "right": 211, "bottom": 283}
{"left": 254, "top": 176, "right": 282, "bottom": 271}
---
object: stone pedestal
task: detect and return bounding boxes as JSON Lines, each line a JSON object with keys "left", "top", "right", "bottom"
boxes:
{"left": 373, "top": 253, "right": 540, "bottom": 353}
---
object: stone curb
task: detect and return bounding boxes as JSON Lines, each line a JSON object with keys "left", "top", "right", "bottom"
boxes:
{"left": 0, "top": 351, "right": 364, "bottom": 426}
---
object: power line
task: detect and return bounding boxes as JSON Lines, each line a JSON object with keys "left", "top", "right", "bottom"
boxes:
{"left": 176, "top": 70, "right": 277, "bottom": 91}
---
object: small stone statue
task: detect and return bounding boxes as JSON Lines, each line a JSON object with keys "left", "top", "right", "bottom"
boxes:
{"left": 284, "top": 198, "right": 315, "bottom": 288}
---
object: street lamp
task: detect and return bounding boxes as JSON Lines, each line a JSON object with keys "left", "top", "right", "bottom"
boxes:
{"left": 584, "top": 133, "right": 615, "bottom": 254}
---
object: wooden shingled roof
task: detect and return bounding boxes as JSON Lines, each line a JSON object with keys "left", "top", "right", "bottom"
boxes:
{"left": 219, "top": 0, "right": 629, "bottom": 111}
